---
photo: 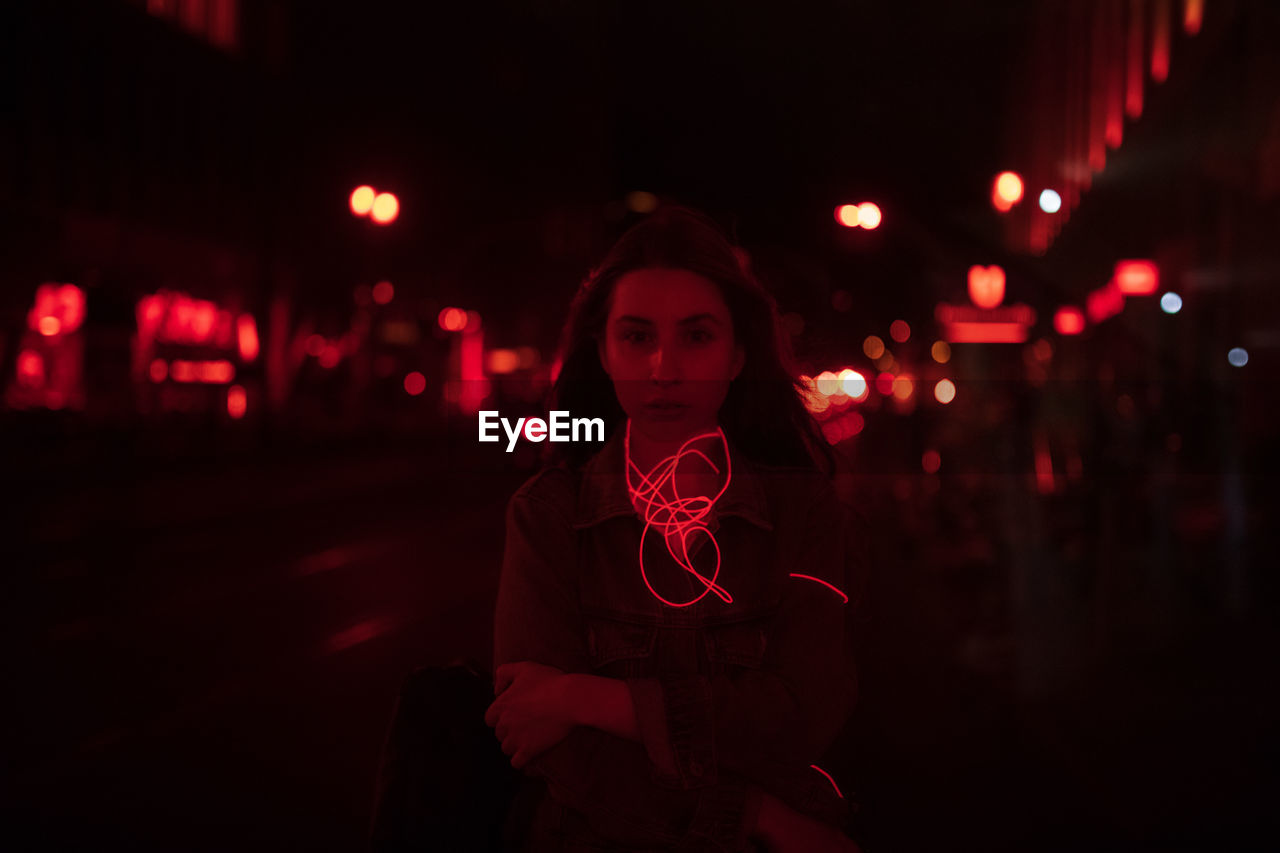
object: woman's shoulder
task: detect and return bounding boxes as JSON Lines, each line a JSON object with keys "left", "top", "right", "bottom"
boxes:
{"left": 509, "top": 462, "right": 581, "bottom": 519}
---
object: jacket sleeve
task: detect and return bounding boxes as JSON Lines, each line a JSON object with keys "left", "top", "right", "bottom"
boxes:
{"left": 622, "top": 480, "right": 860, "bottom": 791}
{"left": 492, "top": 480, "right": 764, "bottom": 852}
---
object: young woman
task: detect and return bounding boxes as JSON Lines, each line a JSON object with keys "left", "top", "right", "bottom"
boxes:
{"left": 486, "top": 206, "right": 862, "bottom": 852}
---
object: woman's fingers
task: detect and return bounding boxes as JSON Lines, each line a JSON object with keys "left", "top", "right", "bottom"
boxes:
{"left": 495, "top": 661, "right": 535, "bottom": 694}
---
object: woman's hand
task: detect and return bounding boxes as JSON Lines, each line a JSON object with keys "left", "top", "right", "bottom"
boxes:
{"left": 484, "top": 661, "right": 577, "bottom": 769}
{"left": 753, "top": 791, "right": 861, "bottom": 853}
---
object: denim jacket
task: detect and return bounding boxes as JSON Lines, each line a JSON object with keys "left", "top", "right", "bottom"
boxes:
{"left": 493, "top": 425, "right": 862, "bottom": 852}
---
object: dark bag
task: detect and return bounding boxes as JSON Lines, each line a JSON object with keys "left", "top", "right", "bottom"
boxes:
{"left": 369, "top": 659, "right": 543, "bottom": 852}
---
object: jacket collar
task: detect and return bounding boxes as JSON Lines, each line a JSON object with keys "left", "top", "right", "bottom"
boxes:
{"left": 572, "top": 422, "right": 773, "bottom": 531}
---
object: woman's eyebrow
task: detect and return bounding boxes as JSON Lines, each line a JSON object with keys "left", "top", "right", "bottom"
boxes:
{"left": 615, "top": 313, "right": 723, "bottom": 326}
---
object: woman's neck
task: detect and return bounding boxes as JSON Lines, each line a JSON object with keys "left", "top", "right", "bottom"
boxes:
{"left": 625, "top": 420, "right": 728, "bottom": 504}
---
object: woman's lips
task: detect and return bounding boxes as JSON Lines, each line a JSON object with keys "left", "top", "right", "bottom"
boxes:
{"left": 643, "top": 401, "right": 690, "bottom": 420}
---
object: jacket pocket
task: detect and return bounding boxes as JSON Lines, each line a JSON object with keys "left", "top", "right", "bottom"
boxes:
{"left": 585, "top": 617, "right": 658, "bottom": 669}
{"left": 703, "top": 620, "right": 769, "bottom": 668}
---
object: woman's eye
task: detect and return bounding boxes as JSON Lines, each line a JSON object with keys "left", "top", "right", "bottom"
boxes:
{"left": 687, "top": 329, "right": 714, "bottom": 344}
{"left": 623, "top": 330, "right": 652, "bottom": 345}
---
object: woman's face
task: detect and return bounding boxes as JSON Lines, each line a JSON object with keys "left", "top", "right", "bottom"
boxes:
{"left": 597, "top": 267, "right": 745, "bottom": 443}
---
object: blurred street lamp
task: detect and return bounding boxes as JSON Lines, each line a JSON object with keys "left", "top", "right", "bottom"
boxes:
{"left": 992, "top": 171, "right": 1024, "bottom": 212}
{"left": 370, "top": 192, "right": 399, "bottom": 225}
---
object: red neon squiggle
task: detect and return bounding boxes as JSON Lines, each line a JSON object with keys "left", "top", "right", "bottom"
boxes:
{"left": 809, "top": 763, "right": 844, "bottom": 798}
{"left": 626, "top": 420, "right": 733, "bottom": 608}
{"left": 788, "top": 573, "right": 849, "bottom": 604}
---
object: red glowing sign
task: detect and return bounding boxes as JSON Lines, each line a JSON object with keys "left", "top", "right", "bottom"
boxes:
{"left": 28, "top": 283, "right": 86, "bottom": 337}
{"left": 935, "top": 304, "right": 1035, "bottom": 325}
{"left": 1114, "top": 260, "right": 1158, "bottom": 295}
{"left": 168, "top": 359, "right": 235, "bottom": 384}
{"left": 944, "top": 322, "right": 1029, "bottom": 343}
{"left": 136, "top": 291, "right": 235, "bottom": 350}
{"left": 967, "top": 265, "right": 1006, "bottom": 309}
{"left": 936, "top": 301, "right": 1035, "bottom": 344}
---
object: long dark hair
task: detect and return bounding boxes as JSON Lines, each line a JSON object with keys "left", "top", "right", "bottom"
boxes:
{"left": 543, "top": 205, "right": 834, "bottom": 475}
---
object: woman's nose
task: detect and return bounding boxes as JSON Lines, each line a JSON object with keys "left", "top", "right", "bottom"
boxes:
{"left": 649, "top": 348, "right": 680, "bottom": 383}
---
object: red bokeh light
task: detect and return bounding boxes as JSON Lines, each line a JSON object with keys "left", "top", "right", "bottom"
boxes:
{"left": 1114, "top": 260, "right": 1158, "bottom": 295}
{"left": 372, "top": 280, "right": 395, "bottom": 305}
{"left": 349, "top": 185, "right": 376, "bottom": 216}
{"left": 17, "top": 350, "right": 45, "bottom": 387}
{"left": 1054, "top": 306, "right": 1086, "bottom": 336}
{"left": 404, "top": 371, "right": 427, "bottom": 396}
{"left": 237, "top": 314, "right": 259, "bottom": 362}
{"left": 370, "top": 192, "right": 399, "bottom": 224}
{"left": 835, "top": 204, "right": 861, "bottom": 228}
{"left": 967, "top": 265, "right": 1006, "bottom": 309}
{"left": 857, "top": 202, "right": 882, "bottom": 229}
{"left": 992, "top": 172, "right": 1023, "bottom": 210}
{"left": 227, "top": 385, "right": 247, "bottom": 419}
{"left": 438, "top": 307, "right": 467, "bottom": 332}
